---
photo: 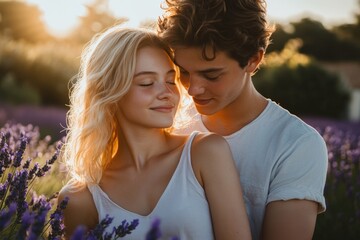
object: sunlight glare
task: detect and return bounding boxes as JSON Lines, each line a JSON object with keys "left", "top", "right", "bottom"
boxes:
{"left": 27, "top": 0, "right": 88, "bottom": 36}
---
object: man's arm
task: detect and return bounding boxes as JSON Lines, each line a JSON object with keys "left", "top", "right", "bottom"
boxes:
{"left": 261, "top": 200, "right": 318, "bottom": 240}
{"left": 261, "top": 131, "right": 328, "bottom": 240}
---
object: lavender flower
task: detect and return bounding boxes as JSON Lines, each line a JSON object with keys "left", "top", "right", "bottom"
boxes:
{"left": 70, "top": 225, "right": 88, "bottom": 240}
{"left": 48, "top": 196, "right": 69, "bottom": 239}
{"left": 12, "top": 135, "right": 27, "bottom": 168}
{"left": 0, "top": 203, "right": 16, "bottom": 230}
{"left": 113, "top": 219, "right": 140, "bottom": 238}
{"left": 0, "top": 123, "right": 65, "bottom": 239}
{"left": 146, "top": 218, "right": 162, "bottom": 240}
{"left": 304, "top": 117, "right": 360, "bottom": 239}
{"left": 16, "top": 210, "right": 34, "bottom": 239}
{"left": 88, "top": 214, "right": 114, "bottom": 239}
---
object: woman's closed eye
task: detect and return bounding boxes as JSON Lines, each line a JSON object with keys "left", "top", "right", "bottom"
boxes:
{"left": 166, "top": 80, "right": 176, "bottom": 85}
{"left": 139, "top": 82, "right": 153, "bottom": 86}
{"left": 138, "top": 81, "right": 176, "bottom": 87}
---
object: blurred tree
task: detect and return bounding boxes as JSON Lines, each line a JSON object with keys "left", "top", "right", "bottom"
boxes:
{"left": 255, "top": 39, "right": 350, "bottom": 119}
{"left": 290, "top": 18, "right": 360, "bottom": 61}
{"left": 0, "top": 1, "right": 52, "bottom": 42}
{"left": 269, "top": 17, "right": 360, "bottom": 61}
{"left": 67, "top": 0, "right": 127, "bottom": 44}
{"left": 267, "top": 24, "right": 291, "bottom": 53}
{"left": 333, "top": 0, "right": 360, "bottom": 49}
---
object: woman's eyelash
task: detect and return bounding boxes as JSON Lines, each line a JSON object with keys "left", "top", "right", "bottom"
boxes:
{"left": 139, "top": 83, "right": 153, "bottom": 86}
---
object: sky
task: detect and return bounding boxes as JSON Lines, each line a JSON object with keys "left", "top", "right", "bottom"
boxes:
{"left": 26, "top": 0, "right": 359, "bottom": 36}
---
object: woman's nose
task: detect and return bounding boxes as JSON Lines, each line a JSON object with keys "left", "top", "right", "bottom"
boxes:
{"left": 157, "top": 82, "right": 175, "bottom": 99}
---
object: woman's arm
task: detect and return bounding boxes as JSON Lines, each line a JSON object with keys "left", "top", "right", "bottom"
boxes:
{"left": 192, "top": 133, "right": 252, "bottom": 240}
{"left": 58, "top": 183, "right": 98, "bottom": 239}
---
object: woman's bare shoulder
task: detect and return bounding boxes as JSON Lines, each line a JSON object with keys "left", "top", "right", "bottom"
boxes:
{"left": 192, "top": 132, "right": 229, "bottom": 154}
{"left": 58, "top": 181, "right": 93, "bottom": 205}
{"left": 58, "top": 181, "right": 98, "bottom": 237}
{"left": 190, "top": 133, "right": 233, "bottom": 184}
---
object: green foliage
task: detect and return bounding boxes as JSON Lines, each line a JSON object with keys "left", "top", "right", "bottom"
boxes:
{"left": 0, "top": 74, "right": 41, "bottom": 105}
{"left": 267, "top": 24, "right": 291, "bottom": 53}
{"left": 255, "top": 40, "right": 351, "bottom": 119}
{"left": 0, "top": 36, "right": 81, "bottom": 106}
{"left": 291, "top": 18, "right": 360, "bottom": 61}
{"left": 269, "top": 16, "right": 360, "bottom": 61}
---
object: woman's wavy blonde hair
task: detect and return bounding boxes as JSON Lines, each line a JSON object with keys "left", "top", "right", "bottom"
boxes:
{"left": 63, "top": 26, "right": 189, "bottom": 186}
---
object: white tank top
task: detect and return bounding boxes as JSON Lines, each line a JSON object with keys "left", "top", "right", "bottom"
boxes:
{"left": 88, "top": 132, "right": 214, "bottom": 240}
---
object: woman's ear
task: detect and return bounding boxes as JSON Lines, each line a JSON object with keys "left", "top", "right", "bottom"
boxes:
{"left": 245, "top": 48, "right": 265, "bottom": 73}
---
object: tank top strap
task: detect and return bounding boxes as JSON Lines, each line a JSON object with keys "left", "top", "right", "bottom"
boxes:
{"left": 180, "top": 131, "right": 199, "bottom": 168}
{"left": 87, "top": 183, "right": 105, "bottom": 215}
{"left": 174, "top": 131, "right": 205, "bottom": 196}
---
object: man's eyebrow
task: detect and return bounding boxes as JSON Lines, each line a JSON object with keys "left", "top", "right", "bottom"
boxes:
{"left": 174, "top": 61, "right": 224, "bottom": 73}
{"left": 198, "top": 68, "right": 224, "bottom": 74}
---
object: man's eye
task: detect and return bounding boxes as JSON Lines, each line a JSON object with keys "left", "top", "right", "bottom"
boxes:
{"left": 204, "top": 74, "right": 220, "bottom": 80}
{"left": 166, "top": 81, "right": 176, "bottom": 85}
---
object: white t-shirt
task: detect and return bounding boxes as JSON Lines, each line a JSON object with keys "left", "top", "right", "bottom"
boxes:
{"left": 88, "top": 132, "right": 214, "bottom": 240}
{"left": 177, "top": 99, "right": 328, "bottom": 240}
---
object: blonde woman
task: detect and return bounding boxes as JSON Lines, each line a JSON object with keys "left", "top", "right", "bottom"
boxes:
{"left": 58, "top": 26, "right": 251, "bottom": 240}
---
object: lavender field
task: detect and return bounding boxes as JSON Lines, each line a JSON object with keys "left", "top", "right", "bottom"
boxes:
{"left": 1, "top": 104, "right": 359, "bottom": 239}
{"left": 302, "top": 117, "right": 360, "bottom": 239}
{"left": 0, "top": 103, "right": 67, "bottom": 141}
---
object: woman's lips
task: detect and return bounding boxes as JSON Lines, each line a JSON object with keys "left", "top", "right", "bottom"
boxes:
{"left": 150, "top": 106, "right": 175, "bottom": 113}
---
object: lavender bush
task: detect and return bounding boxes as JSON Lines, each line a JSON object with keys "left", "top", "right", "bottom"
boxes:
{"left": 0, "top": 123, "right": 66, "bottom": 239}
{"left": 0, "top": 123, "right": 175, "bottom": 239}
{"left": 303, "top": 118, "right": 360, "bottom": 239}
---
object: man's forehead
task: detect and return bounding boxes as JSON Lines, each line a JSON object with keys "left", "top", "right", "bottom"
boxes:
{"left": 174, "top": 48, "right": 227, "bottom": 71}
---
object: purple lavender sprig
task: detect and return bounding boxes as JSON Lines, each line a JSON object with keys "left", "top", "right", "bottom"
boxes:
{"left": 0, "top": 123, "right": 65, "bottom": 239}
{"left": 70, "top": 217, "right": 140, "bottom": 240}
{"left": 47, "top": 196, "right": 69, "bottom": 239}
{"left": 88, "top": 214, "right": 114, "bottom": 239}
{"left": 146, "top": 218, "right": 162, "bottom": 240}
{"left": 112, "top": 219, "right": 139, "bottom": 238}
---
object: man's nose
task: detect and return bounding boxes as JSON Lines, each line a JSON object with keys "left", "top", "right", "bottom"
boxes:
{"left": 187, "top": 77, "right": 205, "bottom": 96}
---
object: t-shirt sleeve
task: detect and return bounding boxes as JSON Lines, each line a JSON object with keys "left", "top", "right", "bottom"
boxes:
{"left": 266, "top": 132, "right": 328, "bottom": 213}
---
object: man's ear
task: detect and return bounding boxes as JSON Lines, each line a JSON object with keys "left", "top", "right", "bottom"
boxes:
{"left": 245, "top": 48, "right": 265, "bottom": 73}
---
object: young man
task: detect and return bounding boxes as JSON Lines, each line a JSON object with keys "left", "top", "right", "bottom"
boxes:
{"left": 158, "top": 0, "right": 328, "bottom": 239}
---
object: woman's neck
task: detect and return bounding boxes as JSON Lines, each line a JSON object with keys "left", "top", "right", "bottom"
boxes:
{"left": 114, "top": 128, "right": 171, "bottom": 171}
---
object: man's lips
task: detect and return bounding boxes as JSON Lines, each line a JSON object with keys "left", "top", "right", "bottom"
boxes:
{"left": 193, "top": 98, "right": 212, "bottom": 105}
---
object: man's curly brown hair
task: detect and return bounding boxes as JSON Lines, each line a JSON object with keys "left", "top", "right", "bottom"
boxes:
{"left": 158, "top": 0, "right": 275, "bottom": 68}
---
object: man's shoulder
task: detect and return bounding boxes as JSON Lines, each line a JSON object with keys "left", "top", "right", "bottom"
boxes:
{"left": 262, "top": 101, "right": 321, "bottom": 137}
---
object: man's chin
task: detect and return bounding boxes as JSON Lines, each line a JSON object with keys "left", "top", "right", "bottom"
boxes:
{"left": 195, "top": 106, "right": 218, "bottom": 116}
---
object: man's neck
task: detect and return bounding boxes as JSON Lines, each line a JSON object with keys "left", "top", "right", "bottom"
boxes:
{"left": 201, "top": 90, "right": 268, "bottom": 136}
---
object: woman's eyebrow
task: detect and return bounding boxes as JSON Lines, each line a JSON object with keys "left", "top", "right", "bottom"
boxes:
{"left": 134, "top": 69, "right": 176, "bottom": 77}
